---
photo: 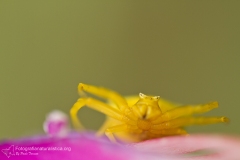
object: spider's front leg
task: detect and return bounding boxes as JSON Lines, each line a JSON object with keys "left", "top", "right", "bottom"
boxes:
{"left": 152, "top": 101, "right": 220, "bottom": 124}
{"left": 78, "top": 83, "right": 128, "bottom": 111}
{"left": 151, "top": 116, "right": 229, "bottom": 130}
{"left": 149, "top": 101, "right": 229, "bottom": 131}
{"left": 70, "top": 97, "right": 123, "bottom": 129}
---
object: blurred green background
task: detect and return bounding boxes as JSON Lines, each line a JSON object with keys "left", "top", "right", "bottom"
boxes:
{"left": 0, "top": 1, "right": 239, "bottom": 139}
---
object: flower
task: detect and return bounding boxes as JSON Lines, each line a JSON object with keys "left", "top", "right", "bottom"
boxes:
{"left": 1, "top": 132, "right": 240, "bottom": 160}
{"left": 0, "top": 132, "right": 174, "bottom": 160}
{"left": 1, "top": 110, "right": 239, "bottom": 160}
{"left": 131, "top": 134, "right": 240, "bottom": 160}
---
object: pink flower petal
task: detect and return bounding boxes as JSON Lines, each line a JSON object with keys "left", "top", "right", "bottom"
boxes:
{"left": 130, "top": 134, "right": 240, "bottom": 160}
{"left": 0, "top": 132, "right": 180, "bottom": 160}
{"left": 2, "top": 132, "right": 240, "bottom": 160}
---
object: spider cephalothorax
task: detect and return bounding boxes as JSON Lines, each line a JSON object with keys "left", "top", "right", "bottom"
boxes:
{"left": 70, "top": 83, "right": 229, "bottom": 143}
{"left": 133, "top": 93, "right": 162, "bottom": 119}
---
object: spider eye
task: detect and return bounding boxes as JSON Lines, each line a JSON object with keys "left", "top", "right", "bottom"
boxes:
{"left": 153, "top": 96, "right": 160, "bottom": 101}
{"left": 139, "top": 93, "right": 147, "bottom": 99}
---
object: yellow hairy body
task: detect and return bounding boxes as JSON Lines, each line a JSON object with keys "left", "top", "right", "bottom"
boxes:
{"left": 70, "top": 83, "right": 229, "bottom": 143}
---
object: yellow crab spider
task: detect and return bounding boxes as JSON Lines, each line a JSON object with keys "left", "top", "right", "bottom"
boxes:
{"left": 70, "top": 83, "right": 229, "bottom": 143}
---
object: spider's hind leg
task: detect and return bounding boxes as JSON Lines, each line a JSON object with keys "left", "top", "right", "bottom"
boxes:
{"left": 150, "top": 128, "right": 188, "bottom": 135}
{"left": 105, "top": 124, "right": 128, "bottom": 143}
{"left": 105, "top": 124, "right": 142, "bottom": 143}
{"left": 96, "top": 117, "right": 116, "bottom": 136}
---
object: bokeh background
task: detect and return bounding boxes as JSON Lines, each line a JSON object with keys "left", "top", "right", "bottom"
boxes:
{"left": 0, "top": 1, "right": 239, "bottom": 139}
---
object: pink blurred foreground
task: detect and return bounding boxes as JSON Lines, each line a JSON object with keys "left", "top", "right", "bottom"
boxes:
{"left": 1, "top": 111, "right": 239, "bottom": 160}
{"left": 1, "top": 133, "right": 240, "bottom": 160}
